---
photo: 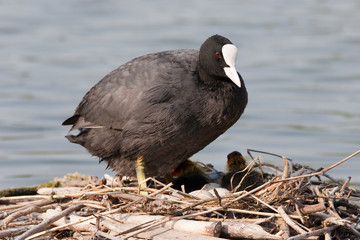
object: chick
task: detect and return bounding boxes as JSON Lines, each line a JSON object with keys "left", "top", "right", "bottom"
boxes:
{"left": 168, "top": 159, "right": 210, "bottom": 193}
{"left": 221, "top": 151, "right": 263, "bottom": 192}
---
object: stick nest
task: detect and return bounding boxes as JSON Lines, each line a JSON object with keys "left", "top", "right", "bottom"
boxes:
{"left": 1, "top": 149, "right": 360, "bottom": 240}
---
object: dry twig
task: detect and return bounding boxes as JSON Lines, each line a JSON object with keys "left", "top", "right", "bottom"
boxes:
{"left": 0, "top": 149, "right": 358, "bottom": 239}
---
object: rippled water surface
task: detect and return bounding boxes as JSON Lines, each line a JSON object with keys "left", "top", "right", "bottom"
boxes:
{"left": 1, "top": 0, "right": 360, "bottom": 189}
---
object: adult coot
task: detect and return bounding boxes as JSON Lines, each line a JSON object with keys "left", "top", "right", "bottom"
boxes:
{"left": 63, "top": 34, "right": 248, "bottom": 178}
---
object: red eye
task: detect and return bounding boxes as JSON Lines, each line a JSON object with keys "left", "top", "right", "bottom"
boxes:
{"left": 215, "top": 52, "right": 221, "bottom": 58}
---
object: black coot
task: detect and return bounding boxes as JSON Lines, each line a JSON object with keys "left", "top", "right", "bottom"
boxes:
{"left": 63, "top": 34, "right": 248, "bottom": 177}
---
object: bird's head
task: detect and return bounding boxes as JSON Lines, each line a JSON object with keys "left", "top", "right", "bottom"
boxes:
{"left": 199, "top": 34, "right": 241, "bottom": 88}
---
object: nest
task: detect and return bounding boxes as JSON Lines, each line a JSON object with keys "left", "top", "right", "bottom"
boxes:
{"left": 1, "top": 149, "right": 360, "bottom": 240}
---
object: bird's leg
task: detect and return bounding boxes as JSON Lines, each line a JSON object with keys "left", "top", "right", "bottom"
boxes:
{"left": 136, "top": 156, "right": 147, "bottom": 193}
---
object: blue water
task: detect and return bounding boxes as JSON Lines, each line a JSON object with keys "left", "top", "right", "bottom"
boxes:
{"left": 1, "top": 0, "right": 360, "bottom": 189}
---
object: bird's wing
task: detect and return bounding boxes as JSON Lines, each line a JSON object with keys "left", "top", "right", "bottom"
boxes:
{"left": 65, "top": 50, "right": 199, "bottom": 131}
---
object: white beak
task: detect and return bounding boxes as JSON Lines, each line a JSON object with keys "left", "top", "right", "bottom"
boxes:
{"left": 222, "top": 44, "right": 241, "bottom": 88}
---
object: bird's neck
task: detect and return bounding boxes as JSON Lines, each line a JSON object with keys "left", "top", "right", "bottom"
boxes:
{"left": 197, "top": 67, "right": 217, "bottom": 88}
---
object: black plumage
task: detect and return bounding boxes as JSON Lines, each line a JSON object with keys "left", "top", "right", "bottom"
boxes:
{"left": 221, "top": 151, "right": 263, "bottom": 191}
{"left": 63, "top": 35, "right": 248, "bottom": 177}
{"left": 169, "top": 159, "right": 210, "bottom": 193}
